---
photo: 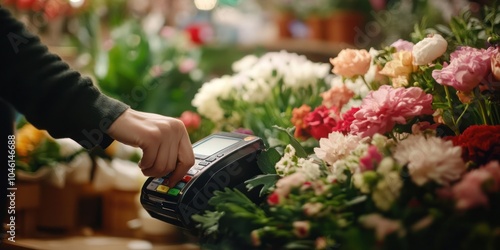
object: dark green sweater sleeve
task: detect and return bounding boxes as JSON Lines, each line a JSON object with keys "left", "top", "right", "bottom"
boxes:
{"left": 0, "top": 7, "right": 129, "bottom": 149}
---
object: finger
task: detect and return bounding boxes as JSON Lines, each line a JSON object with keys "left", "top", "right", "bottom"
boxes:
{"left": 150, "top": 140, "right": 175, "bottom": 177}
{"left": 138, "top": 143, "right": 159, "bottom": 171}
{"left": 167, "top": 135, "right": 195, "bottom": 188}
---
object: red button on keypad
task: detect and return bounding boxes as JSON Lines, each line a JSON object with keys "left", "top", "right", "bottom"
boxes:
{"left": 182, "top": 175, "right": 192, "bottom": 182}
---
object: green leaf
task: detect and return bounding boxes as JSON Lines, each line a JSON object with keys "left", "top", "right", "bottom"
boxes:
{"left": 257, "top": 148, "right": 280, "bottom": 174}
{"left": 272, "top": 126, "right": 308, "bottom": 158}
{"left": 192, "top": 210, "right": 224, "bottom": 235}
{"left": 245, "top": 174, "right": 280, "bottom": 197}
{"left": 208, "top": 188, "right": 258, "bottom": 210}
{"left": 283, "top": 240, "right": 316, "bottom": 249}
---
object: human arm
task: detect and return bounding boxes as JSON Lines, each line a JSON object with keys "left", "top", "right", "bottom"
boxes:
{"left": 0, "top": 7, "right": 195, "bottom": 181}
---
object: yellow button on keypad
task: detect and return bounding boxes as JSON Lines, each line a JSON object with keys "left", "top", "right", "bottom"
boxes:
{"left": 156, "top": 185, "right": 169, "bottom": 194}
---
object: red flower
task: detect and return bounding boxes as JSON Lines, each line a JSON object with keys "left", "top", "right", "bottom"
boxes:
{"left": 449, "top": 125, "right": 500, "bottom": 166}
{"left": 304, "top": 105, "right": 339, "bottom": 140}
{"left": 332, "top": 107, "right": 360, "bottom": 135}
{"left": 16, "top": 0, "right": 36, "bottom": 10}
{"left": 267, "top": 192, "right": 281, "bottom": 206}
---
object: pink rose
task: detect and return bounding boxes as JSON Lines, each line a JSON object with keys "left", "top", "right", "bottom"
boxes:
{"left": 390, "top": 39, "right": 414, "bottom": 52}
{"left": 351, "top": 85, "right": 434, "bottom": 137}
{"left": 330, "top": 49, "right": 371, "bottom": 78}
{"left": 432, "top": 46, "right": 495, "bottom": 93}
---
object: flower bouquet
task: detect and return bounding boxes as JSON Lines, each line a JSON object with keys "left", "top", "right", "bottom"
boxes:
{"left": 192, "top": 50, "right": 331, "bottom": 148}
{"left": 192, "top": 3, "right": 500, "bottom": 250}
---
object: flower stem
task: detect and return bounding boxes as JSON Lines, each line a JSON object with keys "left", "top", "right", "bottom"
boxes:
{"left": 360, "top": 76, "right": 372, "bottom": 91}
{"left": 443, "top": 86, "right": 458, "bottom": 129}
{"left": 455, "top": 104, "right": 469, "bottom": 126}
{"left": 477, "top": 99, "right": 489, "bottom": 125}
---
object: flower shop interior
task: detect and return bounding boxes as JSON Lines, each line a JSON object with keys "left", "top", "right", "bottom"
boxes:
{"left": 2, "top": 0, "right": 500, "bottom": 249}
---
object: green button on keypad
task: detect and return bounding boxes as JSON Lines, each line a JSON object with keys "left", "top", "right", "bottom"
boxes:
{"left": 167, "top": 188, "right": 181, "bottom": 196}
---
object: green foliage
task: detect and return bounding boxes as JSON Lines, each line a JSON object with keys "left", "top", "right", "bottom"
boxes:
{"left": 93, "top": 20, "right": 207, "bottom": 117}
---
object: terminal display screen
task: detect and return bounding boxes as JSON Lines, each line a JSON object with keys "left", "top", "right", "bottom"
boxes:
{"left": 193, "top": 136, "right": 240, "bottom": 157}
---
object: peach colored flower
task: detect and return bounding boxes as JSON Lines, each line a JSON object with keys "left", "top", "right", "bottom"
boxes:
{"left": 379, "top": 51, "right": 415, "bottom": 81}
{"left": 330, "top": 49, "right": 371, "bottom": 78}
{"left": 320, "top": 84, "right": 355, "bottom": 110}
{"left": 412, "top": 34, "right": 448, "bottom": 65}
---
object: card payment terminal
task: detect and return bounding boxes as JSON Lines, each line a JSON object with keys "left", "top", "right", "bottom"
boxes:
{"left": 140, "top": 132, "right": 264, "bottom": 231}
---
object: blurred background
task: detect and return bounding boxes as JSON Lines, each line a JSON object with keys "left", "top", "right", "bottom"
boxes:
{"left": 1, "top": 0, "right": 486, "bottom": 249}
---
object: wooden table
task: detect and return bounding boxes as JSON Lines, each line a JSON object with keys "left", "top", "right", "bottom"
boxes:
{"left": 2, "top": 236, "right": 200, "bottom": 250}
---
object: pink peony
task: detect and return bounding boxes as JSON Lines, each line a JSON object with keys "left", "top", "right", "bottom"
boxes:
{"left": 390, "top": 39, "right": 414, "bottom": 52}
{"left": 432, "top": 46, "right": 495, "bottom": 93}
{"left": 350, "top": 85, "right": 434, "bottom": 137}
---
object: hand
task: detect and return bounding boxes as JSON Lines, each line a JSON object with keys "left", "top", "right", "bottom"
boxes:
{"left": 107, "top": 108, "right": 195, "bottom": 187}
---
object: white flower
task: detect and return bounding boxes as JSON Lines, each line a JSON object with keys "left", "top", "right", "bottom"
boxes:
{"left": 353, "top": 173, "right": 370, "bottom": 193}
{"left": 314, "top": 132, "right": 364, "bottom": 166}
{"left": 372, "top": 172, "right": 402, "bottom": 211}
{"left": 232, "top": 54, "right": 259, "bottom": 72}
{"left": 412, "top": 34, "right": 448, "bottom": 65}
{"left": 192, "top": 76, "right": 234, "bottom": 122}
{"left": 297, "top": 158, "right": 322, "bottom": 179}
{"left": 275, "top": 154, "right": 296, "bottom": 177}
{"left": 393, "top": 134, "right": 466, "bottom": 186}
